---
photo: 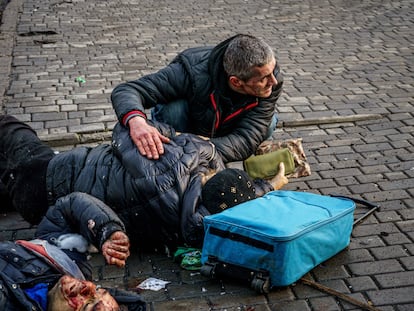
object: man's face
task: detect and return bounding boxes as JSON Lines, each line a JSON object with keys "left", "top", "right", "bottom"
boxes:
{"left": 236, "top": 58, "right": 278, "bottom": 98}
{"left": 48, "top": 275, "right": 119, "bottom": 311}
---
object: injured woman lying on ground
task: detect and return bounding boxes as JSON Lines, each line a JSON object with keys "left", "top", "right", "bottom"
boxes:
{"left": 0, "top": 114, "right": 288, "bottom": 252}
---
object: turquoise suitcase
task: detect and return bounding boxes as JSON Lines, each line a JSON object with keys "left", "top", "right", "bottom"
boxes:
{"left": 201, "top": 191, "right": 358, "bottom": 292}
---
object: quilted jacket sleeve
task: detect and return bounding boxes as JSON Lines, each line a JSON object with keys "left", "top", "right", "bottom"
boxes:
{"left": 35, "top": 192, "right": 126, "bottom": 250}
{"left": 111, "top": 62, "right": 192, "bottom": 124}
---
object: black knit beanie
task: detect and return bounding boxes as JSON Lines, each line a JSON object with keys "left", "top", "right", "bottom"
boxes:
{"left": 202, "top": 168, "right": 256, "bottom": 214}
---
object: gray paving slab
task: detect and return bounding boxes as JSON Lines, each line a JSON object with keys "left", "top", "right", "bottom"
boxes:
{"left": 0, "top": 0, "right": 413, "bottom": 310}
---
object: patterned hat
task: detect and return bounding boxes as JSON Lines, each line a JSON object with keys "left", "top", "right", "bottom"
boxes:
{"left": 202, "top": 168, "right": 256, "bottom": 214}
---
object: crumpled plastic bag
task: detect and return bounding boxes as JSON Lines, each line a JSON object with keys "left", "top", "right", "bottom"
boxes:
{"left": 173, "top": 247, "right": 202, "bottom": 271}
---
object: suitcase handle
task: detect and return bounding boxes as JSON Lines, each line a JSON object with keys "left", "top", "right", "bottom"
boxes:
{"left": 329, "top": 193, "right": 379, "bottom": 209}
{"left": 329, "top": 193, "right": 380, "bottom": 226}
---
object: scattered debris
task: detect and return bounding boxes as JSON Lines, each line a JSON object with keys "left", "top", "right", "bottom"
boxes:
{"left": 75, "top": 76, "right": 86, "bottom": 84}
{"left": 137, "top": 277, "right": 170, "bottom": 291}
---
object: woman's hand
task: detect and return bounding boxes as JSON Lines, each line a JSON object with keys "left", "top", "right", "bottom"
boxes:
{"left": 102, "top": 231, "right": 130, "bottom": 267}
{"left": 269, "top": 162, "right": 289, "bottom": 190}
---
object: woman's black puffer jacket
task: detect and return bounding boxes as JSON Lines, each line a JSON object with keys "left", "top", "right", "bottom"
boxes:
{"left": 111, "top": 34, "right": 284, "bottom": 163}
{"left": 46, "top": 122, "right": 226, "bottom": 249}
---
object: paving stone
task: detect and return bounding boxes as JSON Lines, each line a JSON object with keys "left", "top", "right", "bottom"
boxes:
{"left": 335, "top": 176, "right": 359, "bottom": 186}
{"left": 382, "top": 233, "right": 412, "bottom": 245}
{"left": 69, "top": 123, "right": 105, "bottom": 133}
{"left": 379, "top": 179, "right": 414, "bottom": 191}
{"left": 339, "top": 292, "right": 377, "bottom": 310}
{"left": 167, "top": 282, "right": 219, "bottom": 301}
{"left": 346, "top": 276, "right": 378, "bottom": 292}
{"left": 348, "top": 183, "right": 380, "bottom": 194}
{"left": 101, "top": 263, "right": 126, "bottom": 279}
{"left": 307, "top": 179, "right": 337, "bottom": 189}
{"left": 355, "top": 174, "right": 385, "bottom": 184}
{"left": 380, "top": 200, "right": 411, "bottom": 211}
{"left": 349, "top": 236, "right": 385, "bottom": 250}
{"left": 312, "top": 264, "right": 350, "bottom": 281}
{"left": 374, "top": 271, "right": 414, "bottom": 288}
{"left": 396, "top": 304, "right": 414, "bottom": 311}
{"left": 375, "top": 211, "right": 402, "bottom": 223}
{"left": 208, "top": 290, "right": 268, "bottom": 309}
{"left": 269, "top": 300, "right": 311, "bottom": 311}
{"left": 352, "top": 222, "right": 400, "bottom": 238}
{"left": 347, "top": 259, "right": 404, "bottom": 276}
{"left": 364, "top": 190, "right": 411, "bottom": 203}
{"left": 308, "top": 296, "right": 341, "bottom": 311}
{"left": 332, "top": 248, "right": 374, "bottom": 264}
{"left": 370, "top": 245, "right": 411, "bottom": 260}
{"left": 289, "top": 283, "right": 318, "bottom": 304}
{"left": 266, "top": 286, "right": 296, "bottom": 303}
{"left": 320, "top": 168, "right": 364, "bottom": 179}
{"left": 151, "top": 297, "right": 209, "bottom": 311}
{"left": 400, "top": 257, "right": 414, "bottom": 270}
{"left": 396, "top": 220, "right": 414, "bottom": 232}
{"left": 367, "top": 287, "right": 414, "bottom": 306}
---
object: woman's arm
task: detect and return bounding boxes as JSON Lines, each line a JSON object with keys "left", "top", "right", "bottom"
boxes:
{"left": 35, "top": 192, "right": 130, "bottom": 267}
{"left": 254, "top": 163, "right": 288, "bottom": 197}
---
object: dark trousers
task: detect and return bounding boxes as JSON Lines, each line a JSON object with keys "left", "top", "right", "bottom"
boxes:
{"left": 0, "top": 115, "right": 54, "bottom": 224}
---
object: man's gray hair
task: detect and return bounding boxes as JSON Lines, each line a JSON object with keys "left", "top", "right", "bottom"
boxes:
{"left": 223, "top": 34, "right": 275, "bottom": 81}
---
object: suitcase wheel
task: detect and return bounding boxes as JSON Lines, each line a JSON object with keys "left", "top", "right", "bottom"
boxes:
{"left": 201, "top": 260, "right": 270, "bottom": 294}
{"left": 251, "top": 275, "right": 270, "bottom": 294}
{"left": 200, "top": 262, "right": 215, "bottom": 278}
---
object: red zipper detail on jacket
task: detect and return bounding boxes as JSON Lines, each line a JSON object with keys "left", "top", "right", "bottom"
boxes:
{"left": 223, "top": 101, "right": 259, "bottom": 123}
{"left": 210, "top": 93, "right": 220, "bottom": 130}
{"left": 210, "top": 93, "right": 259, "bottom": 130}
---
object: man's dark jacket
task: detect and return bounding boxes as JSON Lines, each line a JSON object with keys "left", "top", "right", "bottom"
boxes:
{"left": 46, "top": 122, "right": 227, "bottom": 249}
{"left": 0, "top": 192, "right": 144, "bottom": 311}
{"left": 111, "top": 35, "right": 284, "bottom": 163}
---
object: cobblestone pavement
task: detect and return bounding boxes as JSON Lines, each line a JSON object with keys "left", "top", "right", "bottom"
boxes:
{"left": 0, "top": 0, "right": 413, "bottom": 310}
